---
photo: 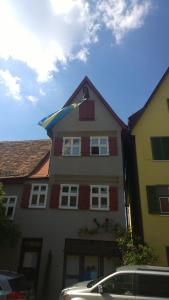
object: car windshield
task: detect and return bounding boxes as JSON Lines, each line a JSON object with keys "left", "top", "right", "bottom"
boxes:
{"left": 87, "top": 277, "right": 103, "bottom": 288}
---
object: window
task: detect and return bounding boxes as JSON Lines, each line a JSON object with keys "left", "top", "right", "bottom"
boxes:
{"left": 90, "top": 137, "right": 108, "bottom": 156}
{"left": 60, "top": 185, "right": 79, "bottom": 209}
{"left": 151, "top": 137, "right": 169, "bottom": 160}
{"left": 63, "top": 137, "right": 81, "bottom": 156}
{"left": 90, "top": 185, "right": 109, "bottom": 210}
{"left": 136, "top": 274, "right": 169, "bottom": 298}
{"left": 3, "top": 196, "right": 17, "bottom": 220}
{"left": 29, "top": 184, "right": 48, "bottom": 208}
{"left": 102, "top": 274, "right": 135, "bottom": 295}
{"left": 147, "top": 186, "right": 169, "bottom": 215}
{"left": 159, "top": 197, "right": 169, "bottom": 214}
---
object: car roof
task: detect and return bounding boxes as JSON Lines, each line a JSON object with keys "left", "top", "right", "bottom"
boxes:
{"left": 117, "top": 265, "right": 169, "bottom": 273}
{"left": 0, "top": 270, "right": 22, "bottom": 280}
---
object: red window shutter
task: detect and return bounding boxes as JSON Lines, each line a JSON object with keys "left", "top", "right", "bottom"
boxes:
{"left": 109, "top": 186, "right": 118, "bottom": 211}
{"left": 50, "top": 184, "right": 60, "bottom": 209}
{"left": 54, "top": 137, "right": 63, "bottom": 156}
{"left": 79, "top": 100, "right": 95, "bottom": 121}
{"left": 81, "top": 137, "right": 90, "bottom": 156}
{"left": 109, "top": 137, "right": 118, "bottom": 155}
{"left": 21, "top": 184, "right": 31, "bottom": 208}
{"left": 79, "top": 185, "right": 90, "bottom": 210}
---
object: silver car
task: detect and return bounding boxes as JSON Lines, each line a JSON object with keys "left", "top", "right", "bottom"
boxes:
{"left": 59, "top": 265, "right": 169, "bottom": 300}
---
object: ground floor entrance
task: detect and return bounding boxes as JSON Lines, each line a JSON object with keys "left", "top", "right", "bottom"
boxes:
{"left": 18, "top": 238, "right": 42, "bottom": 291}
{"left": 63, "top": 239, "right": 121, "bottom": 288}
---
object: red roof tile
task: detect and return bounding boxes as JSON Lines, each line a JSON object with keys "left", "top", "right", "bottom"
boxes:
{"left": 0, "top": 140, "right": 51, "bottom": 179}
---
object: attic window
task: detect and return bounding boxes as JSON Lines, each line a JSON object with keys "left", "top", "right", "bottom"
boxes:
{"left": 83, "top": 86, "right": 89, "bottom": 100}
{"left": 79, "top": 100, "right": 95, "bottom": 121}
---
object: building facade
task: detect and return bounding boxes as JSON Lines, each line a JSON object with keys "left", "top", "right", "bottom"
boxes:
{"left": 127, "top": 68, "right": 169, "bottom": 265}
{"left": 0, "top": 77, "right": 126, "bottom": 300}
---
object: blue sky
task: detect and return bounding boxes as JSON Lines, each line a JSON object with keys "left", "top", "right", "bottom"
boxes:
{"left": 0, "top": 0, "right": 168, "bottom": 141}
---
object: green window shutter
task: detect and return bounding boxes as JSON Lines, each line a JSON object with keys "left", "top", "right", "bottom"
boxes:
{"left": 167, "top": 98, "right": 169, "bottom": 110}
{"left": 166, "top": 246, "right": 169, "bottom": 266}
{"left": 146, "top": 186, "right": 160, "bottom": 214}
{"left": 151, "top": 137, "right": 169, "bottom": 160}
{"left": 162, "top": 137, "right": 169, "bottom": 160}
{"left": 151, "top": 137, "right": 162, "bottom": 159}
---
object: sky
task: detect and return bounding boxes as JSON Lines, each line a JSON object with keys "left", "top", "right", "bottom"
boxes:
{"left": 0, "top": 0, "right": 168, "bottom": 141}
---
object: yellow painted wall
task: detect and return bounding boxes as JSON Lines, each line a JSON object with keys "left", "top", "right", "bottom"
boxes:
{"left": 132, "top": 73, "right": 169, "bottom": 265}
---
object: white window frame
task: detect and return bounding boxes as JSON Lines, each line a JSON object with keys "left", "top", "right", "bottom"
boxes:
{"left": 90, "top": 136, "right": 109, "bottom": 156}
{"left": 3, "top": 195, "right": 17, "bottom": 220}
{"left": 62, "top": 137, "right": 81, "bottom": 156}
{"left": 90, "top": 185, "right": 109, "bottom": 210}
{"left": 59, "top": 184, "right": 79, "bottom": 209}
{"left": 29, "top": 184, "right": 48, "bottom": 208}
{"left": 159, "top": 196, "right": 169, "bottom": 214}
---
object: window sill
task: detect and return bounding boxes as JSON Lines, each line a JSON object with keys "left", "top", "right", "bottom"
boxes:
{"left": 90, "top": 208, "right": 109, "bottom": 211}
{"left": 160, "top": 213, "right": 169, "bottom": 216}
{"left": 28, "top": 206, "right": 46, "bottom": 209}
{"left": 62, "top": 154, "right": 81, "bottom": 157}
{"left": 152, "top": 159, "right": 169, "bottom": 162}
{"left": 90, "top": 154, "right": 109, "bottom": 157}
{"left": 59, "top": 206, "right": 78, "bottom": 210}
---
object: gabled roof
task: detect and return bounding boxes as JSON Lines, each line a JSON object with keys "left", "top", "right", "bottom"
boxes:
{"left": 129, "top": 67, "right": 169, "bottom": 130}
{"left": 64, "top": 76, "right": 126, "bottom": 129}
{"left": 0, "top": 140, "right": 51, "bottom": 179}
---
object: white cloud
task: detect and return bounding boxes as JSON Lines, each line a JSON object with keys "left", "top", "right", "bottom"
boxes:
{"left": 97, "top": 0, "right": 152, "bottom": 43}
{"left": 0, "top": 0, "right": 152, "bottom": 82}
{"left": 39, "top": 88, "right": 46, "bottom": 96}
{"left": 0, "top": 0, "right": 98, "bottom": 82}
{"left": 74, "top": 48, "right": 89, "bottom": 62}
{"left": 26, "top": 95, "right": 38, "bottom": 104}
{"left": 0, "top": 69, "right": 21, "bottom": 100}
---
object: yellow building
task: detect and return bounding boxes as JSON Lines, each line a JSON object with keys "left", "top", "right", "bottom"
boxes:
{"left": 128, "top": 67, "right": 169, "bottom": 265}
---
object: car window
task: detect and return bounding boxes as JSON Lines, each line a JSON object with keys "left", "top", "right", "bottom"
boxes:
{"left": 136, "top": 274, "right": 169, "bottom": 298}
{"left": 87, "top": 277, "right": 104, "bottom": 288}
{"left": 102, "top": 274, "right": 135, "bottom": 295}
{"left": 9, "top": 276, "right": 31, "bottom": 291}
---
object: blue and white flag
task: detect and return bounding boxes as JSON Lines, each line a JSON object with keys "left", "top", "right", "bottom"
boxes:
{"left": 39, "top": 100, "right": 86, "bottom": 130}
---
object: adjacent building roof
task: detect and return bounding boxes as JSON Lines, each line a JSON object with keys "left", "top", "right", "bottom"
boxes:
{"left": 0, "top": 140, "right": 51, "bottom": 179}
{"left": 129, "top": 67, "right": 169, "bottom": 130}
